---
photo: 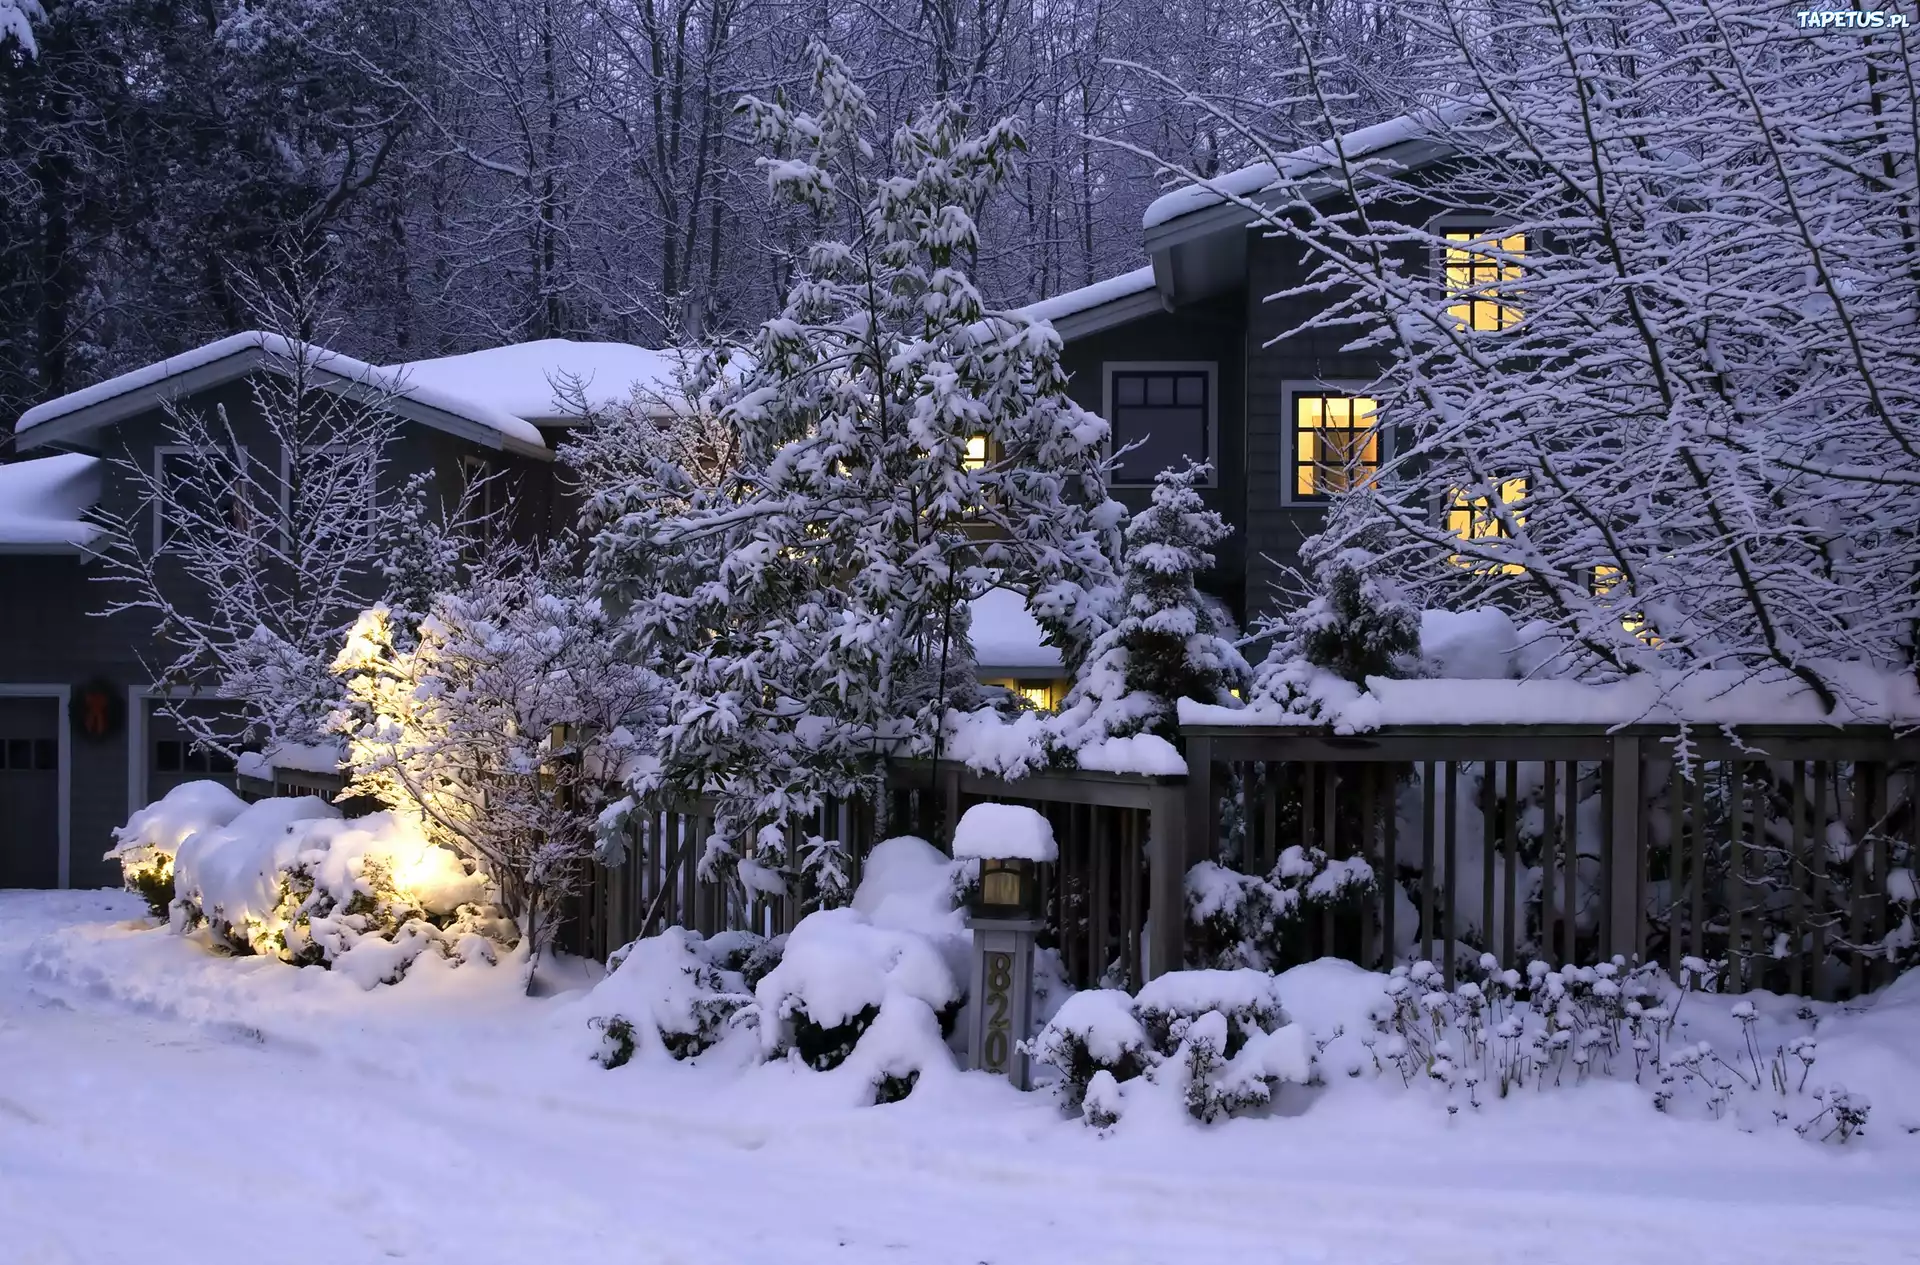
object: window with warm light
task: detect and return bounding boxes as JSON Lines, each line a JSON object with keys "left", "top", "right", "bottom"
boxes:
{"left": 962, "top": 433, "right": 990, "bottom": 471}
{"left": 1447, "top": 477, "right": 1527, "bottom": 573}
{"left": 1444, "top": 231, "right": 1525, "bottom": 331}
{"left": 1590, "top": 564, "right": 1659, "bottom": 643}
{"left": 1292, "top": 393, "right": 1381, "bottom": 500}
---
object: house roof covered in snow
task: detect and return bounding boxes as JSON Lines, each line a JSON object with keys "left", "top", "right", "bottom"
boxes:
{"left": 382, "top": 339, "right": 689, "bottom": 425}
{"left": 0, "top": 452, "right": 105, "bottom": 554}
{"left": 13, "top": 331, "right": 551, "bottom": 459}
{"left": 1141, "top": 105, "right": 1472, "bottom": 237}
{"left": 1012, "top": 266, "right": 1162, "bottom": 340}
{"left": 969, "top": 588, "right": 1065, "bottom": 674}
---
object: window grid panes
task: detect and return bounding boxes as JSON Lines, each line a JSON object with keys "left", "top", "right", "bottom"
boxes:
{"left": 1444, "top": 231, "right": 1526, "bottom": 331}
{"left": 1447, "top": 477, "right": 1528, "bottom": 574}
{"left": 1109, "top": 369, "right": 1209, "bottom": 484}
{"left": 1292, "top": 393, "right": 1381, "bottom": 499}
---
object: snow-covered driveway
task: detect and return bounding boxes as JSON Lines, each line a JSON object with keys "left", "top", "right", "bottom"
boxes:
{"left": 2, "top": 889, "right": 1915, "bottom": 1265}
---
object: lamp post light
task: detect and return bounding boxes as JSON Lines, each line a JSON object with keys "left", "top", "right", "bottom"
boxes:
{"left": 954, "top": 802, "right": 1055, "bottom": 1090}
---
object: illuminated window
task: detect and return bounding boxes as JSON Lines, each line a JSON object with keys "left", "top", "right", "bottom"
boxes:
{"left": 1444, "top": 231, "right": 1525, "bottom": 331}
{"left": 1292, "top": 393, "right": 1381, "bottom": 499}
{"left": 962, "top": 434, "right": 990, "bottom": 471}
{"left": 984, "top": 677, "right": 1064, "bottom": 711}
{"left": 1591, "top": 564, "right": 1659, "bottom": 643}
{"left": 1447, "top": 477, "right": 1527, "bottom": 573}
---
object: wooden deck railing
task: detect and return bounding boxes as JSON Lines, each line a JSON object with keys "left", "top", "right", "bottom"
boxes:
{"left": 1182, "top": 724, "right": 1919, "bottom": 998}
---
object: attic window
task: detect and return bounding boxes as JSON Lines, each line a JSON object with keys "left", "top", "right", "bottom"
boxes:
{"left": 1292, "top": 393, "right": 1381, "bottom": 500}
{"left": 1443, "top": 231, "right": 1525, "bottom": 331}
{"left": 1106, "top": 365, "right": 1214, "bottom": 485}
{"left": 154, "top": 447, "right": 250, "bottom": 553}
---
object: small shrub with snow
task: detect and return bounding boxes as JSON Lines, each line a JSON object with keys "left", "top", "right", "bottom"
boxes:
{"left": 1027, "top": 971, "right": 1312, "bottom": 1127}
{"left": 1369, "top": 955, "right": 1873, "bottom": 1141}
{"left": 753, "top": 906, "right": 962, "bottom": 1099}
{"left": 588, "top": 927, "right": 758, "bottom": 1064}
{"left": 105, "top": 780, "right": 250, "bottom": 919}
{"left": 146, "top": 791, "right": 506, "bottom": 987}
{"left": 1185, "top": 849, "right": 1375, "bottom": 973}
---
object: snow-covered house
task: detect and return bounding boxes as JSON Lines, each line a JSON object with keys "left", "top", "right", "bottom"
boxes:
{"left": 0, "top": 334, "right": 681, "bottom": 889}
{"left": 1021, "top": 111, "right": 1468, "bottom": 626}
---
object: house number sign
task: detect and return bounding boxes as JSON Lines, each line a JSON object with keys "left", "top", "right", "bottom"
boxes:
{"left": 982, "top": 951, "right": 1013, "bottom": 1072}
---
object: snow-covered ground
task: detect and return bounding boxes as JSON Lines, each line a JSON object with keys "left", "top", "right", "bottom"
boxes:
{"left": 2, "top": 888, "right": 1916, "bottom": 1265}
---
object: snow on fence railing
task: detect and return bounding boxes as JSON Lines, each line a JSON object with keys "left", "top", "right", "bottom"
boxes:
{"left": 1180, "top": 723, "right": 1920, "bottom": 1000}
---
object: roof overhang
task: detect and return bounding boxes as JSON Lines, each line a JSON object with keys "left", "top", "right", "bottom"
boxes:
{"left": 1046, "top": 284, "right": 1169, "bottom": 341}
{"left": 1144, "top": 134, "right": 1461, "bottom": 309}
{"left": 15, "top": 345, "right": 553, "bottom": 462}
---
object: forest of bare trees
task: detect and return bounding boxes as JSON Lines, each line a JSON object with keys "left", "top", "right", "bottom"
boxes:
{"left": 0, "top": 0, "right": 1417, "bottom": 425}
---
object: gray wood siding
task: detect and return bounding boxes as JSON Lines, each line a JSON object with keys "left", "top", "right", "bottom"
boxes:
{"left": 1, "top": 371, "right": 567, "bottom": 885}
{"left": 1242, "top": 194, "right": 1450, "bottom": 620}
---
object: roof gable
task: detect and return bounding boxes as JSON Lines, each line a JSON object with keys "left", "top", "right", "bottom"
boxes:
{"left": 14, "top": 332, "right": 550, "bottom": 459}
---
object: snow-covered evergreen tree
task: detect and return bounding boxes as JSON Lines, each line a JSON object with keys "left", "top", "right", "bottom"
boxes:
{"left": 585, "top": 43, "right": 1122, "bottom": 894}
{"left": 1054, "top": 461, "right": 1247, "bottom": 747}
{"left": 333, "top": 561, "right": 658, "bottom": 957}
{"left": 1250, "top": 517, "right": 1421, "bottom": 709}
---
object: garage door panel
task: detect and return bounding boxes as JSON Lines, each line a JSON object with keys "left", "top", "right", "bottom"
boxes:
{"left": 0, "top": 697, "right": 60, "bottom": 889}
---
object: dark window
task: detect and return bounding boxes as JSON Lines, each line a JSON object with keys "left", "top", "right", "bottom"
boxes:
{"left": 6, "top": 739, "right": 30, "bottom": 770}
{"left": 33, "top": 739, "right": 56, "bottom": 770}
{"left": 155, "top": 740, "right": 184, "bottom": 773}
{"left": 158, "top": 449, "right": 250, "bottom": 551}
{"left": 1109, "top": 369, "right": 1210, "bottom": 484}
{"left": 205, "top": 748, "right": 236, "bottom": 775}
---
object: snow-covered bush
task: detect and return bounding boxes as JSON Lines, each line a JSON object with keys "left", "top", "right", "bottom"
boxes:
{"left": 105, "top": 780, "right": 249, "bottom": 918}
{"left": 1250, "top": 524, "right": 1420, "bottom": 717}
{"left": 1369, "top": 956, "right": 1874, "bottom": 1141}
{"left": 1184, "top": 849, "right": 1376, "bottom": 973}
{"left": 161, "top": 794, "right": 504, "bottom": 987}
{"left": 1134, "top": 968, "right": 1287, "bottom": 1057}
{"left": 587, "top": 927, "right": 757, "bottom": 1064}
{"left": 334, "top": 562, "right": 656, "bottom": 955}
{"left": 1027, "top": 989, "right": 1150, "bottom": 1111}
{"left": 754, "top": 907, "right": 962, "bottom": 1072}
{"left": 1027, "top": 971, "right": 1312, "bottom": 1126}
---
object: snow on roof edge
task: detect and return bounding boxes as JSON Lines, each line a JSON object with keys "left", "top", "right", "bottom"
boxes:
{"left": 1142, "top": 105, "right": 1472, "bottom": 232}
{"left": 16, "top": 331, "right": 546, "bottom": 450}
{"left": 0, "top": 451, "right": 104, "bottom": 551}
{"left": 1014, "top": 266, "right": 1157, "bottom": 328}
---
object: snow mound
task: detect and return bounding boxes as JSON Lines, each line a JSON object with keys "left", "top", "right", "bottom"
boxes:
{"left": 107, "top": 780, "right": 249, "bottom": 872}
{"left": 574, "top": 927, "right": 755, "bottom": 1065}
{"left": 952, "top": 803, "right": 1057, "bottom": 862}
{"left": 851, "top": 835, "right": 966, "bottom": 937}
{"left": 755, "top": 907, "right": 961, "bottom": 1062}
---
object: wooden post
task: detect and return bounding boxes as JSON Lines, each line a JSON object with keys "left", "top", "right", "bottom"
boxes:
{"left": 1149, "top": 782, "right": 1189, "bottom": 979}
{"left": 1184, "top": 735, "right": 1214, "bottom": 870}
{"left": 1608, "top": 737, "right": 1641, "bottom": 963}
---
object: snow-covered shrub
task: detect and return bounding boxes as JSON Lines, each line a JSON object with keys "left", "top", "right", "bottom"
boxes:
{"left": 334, "top": 563, "right": 656, "bottom": 954}
{"left": 1134, "top": 968, "right": 1287, "bottom": 1058}
{"left": 1249, "top": 524, "right": 1420, "bottom": 718}
{"left": 1184, "top": 848, "right": 1376, "bottom": 973}
{"left": 164, "top": 795, "right": 503, "bottom": 987}
{"left": 1029, "top": 973, "right": 1312, "bottom": 1125}
{"left": 754, "top": 907, "right": 962, "bottom": 1072}
{"left": 1370, "top": 955, "right": 1874, "bottom": 1141}
{"left": 1082, "top": 1069, "right": 1123, "bottom": 1131}
{"left": 1027, "top": 989, "right": 1150, "bottom": 1111}
{"left": 104, "top": 780, "right": 249, "bottom": 918}
{"left": 587, "top": 927, "right": 756, "bottom": 1064}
